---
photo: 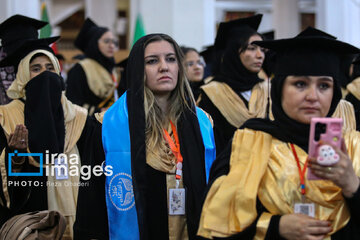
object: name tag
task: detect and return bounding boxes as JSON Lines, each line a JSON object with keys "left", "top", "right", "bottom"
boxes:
{"left": 294, "top": 202, "right": 315, "bottom": 217}
{"left": 55, "top": 157, "right": 68, "bottom": 180}
{"left": 169, "top": 188, "right": 185, "bottom": 215}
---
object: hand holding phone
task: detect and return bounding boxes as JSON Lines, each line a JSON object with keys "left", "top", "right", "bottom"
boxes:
{"left": 307, "top": 118, "right": 343, "bottom": 180}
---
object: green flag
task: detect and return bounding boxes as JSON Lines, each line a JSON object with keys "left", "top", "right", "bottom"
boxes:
{"left": 39, "top": 2, "right": 51, "bottom": 38}
{"left": 132, "top": 14, "right": 146, "bottom": 46}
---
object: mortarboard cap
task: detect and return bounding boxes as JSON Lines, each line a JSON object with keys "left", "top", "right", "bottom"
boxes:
{"left": 214, "top": 14, "right": 263, "bottom": 50}
{"left": 74, "top": 18, "right": 108, "bottom": 52}
{"left": 200, "top": 45, "right": 215, "bottom": 63}
{"left": 0, "top": 14, "right": 48, "bottom": 54}
{"left": 0, "top": 36, "right": 59, "bottom": 68}
{"left": 253, "top": 27, "right": 360, "bottom": 78}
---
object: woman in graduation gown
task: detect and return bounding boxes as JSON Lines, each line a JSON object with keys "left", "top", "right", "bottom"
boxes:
{"left": 198, "top": 14, "right": 269, "bottom": 155}
{"left": 181, "top": 46, "right": 205, "bottom": 101}
{"left": 0, "top": 37, "right": 92, "bottom": 239}
{"left": 66, "top": 18, "right": 119, "bottom": 116}
{"left": 75, "top": 33, "right": 216, "bottom": 239}
{"left": 198, "top": 29, "right": 360, "bottom": 239}
{"left": 0, "top": 36, "right": 110, "bottom": 239}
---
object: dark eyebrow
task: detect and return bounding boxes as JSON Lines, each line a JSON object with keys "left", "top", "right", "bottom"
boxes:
{"left": 144, "top": 53, "right": 176, "bottom": 59}
{"left": 30, "top": 63, "right": 41, "bottom": 68}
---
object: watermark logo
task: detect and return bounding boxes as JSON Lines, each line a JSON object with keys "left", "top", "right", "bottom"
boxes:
{"left": 8, "top": 150, "right": 43, "bottom": 176}
{"left": 8, "top": 150, "right": 113, "bottom": 181}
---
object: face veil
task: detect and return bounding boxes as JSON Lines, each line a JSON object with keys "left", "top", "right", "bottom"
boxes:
{"left": 7, "top": 49, "right": 65, "bottom": 155}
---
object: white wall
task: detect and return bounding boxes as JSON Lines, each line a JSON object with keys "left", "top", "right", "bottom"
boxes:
{"left": 129, "top": 0, "right": 215, "bottom": 51}
{"left": 272, "top": 0, "right": 300, "bottom": 38}
{"left": 85, "top": 0, "right": 117, "bottom": 32}
{"left": 0, "top": 0, "right": 41, "bottom": 22}
{"left": 317, "top": 0, "right": 360, "bottom": 47}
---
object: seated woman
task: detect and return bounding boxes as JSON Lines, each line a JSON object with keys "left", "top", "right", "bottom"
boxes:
{"left": 181, "top": 46, "right": 205, "bottom": 100}
{"left": 66, "top": 18, "right": 119, "bottom": 116}
{"left": 198, "top": 28, "right": 360, "bottom": 239}
{"left": 0, "top": 37, "right": 93, "bottom": 239}
{"left": 197, "top": 14, "right": 269, "bottom": 155}
{"left": 75, "top": 33, "right": 216, "bottom": 239}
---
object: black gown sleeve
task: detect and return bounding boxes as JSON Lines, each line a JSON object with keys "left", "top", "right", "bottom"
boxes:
{"left": 0, "top": 127, "right": 47, "bottom": 227}
{"left": 198, "top": 91, "right": 236, "bottom": 157}
{"left": 73, "top": 117, "right": 109, "bottom": 240}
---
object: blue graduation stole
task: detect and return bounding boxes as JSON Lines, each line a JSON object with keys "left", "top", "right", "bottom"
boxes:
{"left": 102, "top": 92, "right": 216, "bottom": 239}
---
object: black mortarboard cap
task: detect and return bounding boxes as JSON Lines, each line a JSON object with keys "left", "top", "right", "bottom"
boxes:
{"left": 214, "top": 14, "right": 263, "bottom": 50}
{"left": 0, "top": 14, "right": 48, "bottom": 54}
{"left": 0, "top": 36, "right": 59, "bottom": 68}
{"left": 74, "top": 18, "right": 108, "bottom": 52}
{"left": 200, "top": 45, "right": 215, "bottom": 63}
{"left": 296, "top": 26, "right": 336, "bottom": 39}
{"left": 253, "top": 27, "right": 360, "bottom": 78}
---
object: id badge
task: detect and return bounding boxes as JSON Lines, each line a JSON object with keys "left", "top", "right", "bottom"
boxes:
{"left": 294, "top": 202, "right": 315, "bottom": 217}
{"left": 55, "top": 157, "right": 68, "bottom": 180}
{"left": 169, "top": 188, "right": 185, "bottom": 215}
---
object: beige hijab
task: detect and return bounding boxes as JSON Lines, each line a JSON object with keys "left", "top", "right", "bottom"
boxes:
{"left": 6, "top": 49, "right": 75, "bottom": 122}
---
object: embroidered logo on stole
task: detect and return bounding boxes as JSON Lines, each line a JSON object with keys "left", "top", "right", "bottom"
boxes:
{"left": 109, "top": 172, "right": 135, "bottom": 211}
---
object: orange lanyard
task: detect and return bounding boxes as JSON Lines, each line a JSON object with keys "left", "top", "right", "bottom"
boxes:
{"left": 111, "top": 74, "right": 118, "bottom": 87}
{"left": 163, "top": 121, "right": 183, "bottom": 181}
{"left": 290, "top": 144, "right": 308, "bottom": 196}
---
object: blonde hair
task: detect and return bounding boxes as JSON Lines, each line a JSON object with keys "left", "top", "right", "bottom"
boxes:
{"left": 143, "top": 35, "right": 195, "bottom": 158}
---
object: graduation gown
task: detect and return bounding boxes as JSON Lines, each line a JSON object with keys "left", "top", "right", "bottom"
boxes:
{"left": 198, "top": 80, "right": 269, "bottom": 155}
{"left": 73, "top": 114, "right": 109, "bottom": 240}
{"left": 66, "top": 59, "right": 118, "bottom": 116}
{"left": 198, "top": 129, "right": 360, "bottom": 239}
{"left": 0, "top": 99, "right": 88, "bottom": 238}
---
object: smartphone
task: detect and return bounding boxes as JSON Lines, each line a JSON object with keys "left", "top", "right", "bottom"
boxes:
{"left": 307, "top": 118, "right": 343, "bottom": 180}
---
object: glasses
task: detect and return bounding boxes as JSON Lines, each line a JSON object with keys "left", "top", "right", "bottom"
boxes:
{"left": 185, "top": 60, "right": 206, "bottom": 68}
{"left": 101, "top": 38, "right": 119, "bottom": 47}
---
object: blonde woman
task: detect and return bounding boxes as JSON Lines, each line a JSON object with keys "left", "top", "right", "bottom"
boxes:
{"left": 85, "top": 33, "right": 216, "bottom": 239}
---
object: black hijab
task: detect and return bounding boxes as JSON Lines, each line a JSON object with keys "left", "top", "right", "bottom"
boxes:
{"left": 126, "top": 34, "right": 207, "bottom": 239}
{"left": 351, "top": 54, "right": 360, "bottom": 80}
{"left": 242, "top": 75, "right": 342, "bottom": 152}
{"left": 216, "top": 29, "right": 263, "bottom": 92}
{"left": 339, "top": 54, "right": 355, "bottom": 88}
{"left": 25, "top": 71, "right": 65, "bottom": 155}
{"left": 83, "top": 31, "right": 115, "bottom": 73}
{"left": 74, "top": 18, "right": 115, "bottom": 73}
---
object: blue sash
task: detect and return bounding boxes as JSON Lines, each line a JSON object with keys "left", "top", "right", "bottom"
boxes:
{"left": 102, "top": 92, "right": 216, "bottom": 239}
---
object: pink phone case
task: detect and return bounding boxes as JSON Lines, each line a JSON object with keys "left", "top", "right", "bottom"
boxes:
{"left": 307, "top": 118, "right": 343, "bottom": 180}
